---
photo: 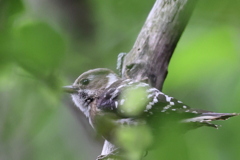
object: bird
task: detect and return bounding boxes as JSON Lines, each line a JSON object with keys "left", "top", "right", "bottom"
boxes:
{"left": 63, "top": 68, "right": 238, "bottom": 159}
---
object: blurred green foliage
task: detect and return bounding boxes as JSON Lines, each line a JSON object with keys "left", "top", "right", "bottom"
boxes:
{"left": 0, "top": 0, "right": 240, "bottom": 160}
{"left": 119, "top": 86, "right": 148, "bottom": 117}
{"left": 116, "top": 125, "right": 152, "bottom": 160}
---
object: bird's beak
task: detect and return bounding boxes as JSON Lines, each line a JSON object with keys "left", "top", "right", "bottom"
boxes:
{"left": 62, "top": 85, "right": 78, "bottom": 94}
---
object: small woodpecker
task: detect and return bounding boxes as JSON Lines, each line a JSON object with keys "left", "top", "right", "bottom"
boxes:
{"left": 64, "top": 68, "right": 239, "bottom": 159}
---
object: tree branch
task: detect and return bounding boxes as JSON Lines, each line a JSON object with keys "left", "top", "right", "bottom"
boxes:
{"left": 101, "top": 0, "right": 197, "bottom": 159}
{"left": 122, "top": 0, "right": 197, "bottom": 90}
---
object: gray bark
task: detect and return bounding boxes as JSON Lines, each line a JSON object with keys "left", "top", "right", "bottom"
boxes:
{"left": 122, "top": 0, "right": 197, "bottom": 90}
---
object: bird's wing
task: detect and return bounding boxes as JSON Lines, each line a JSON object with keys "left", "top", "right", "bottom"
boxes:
{"left": 97, "top": 81, "right": 193, "bottom": 116}
{"left": 97, "top": 81, "right": 238, "bottom": 128}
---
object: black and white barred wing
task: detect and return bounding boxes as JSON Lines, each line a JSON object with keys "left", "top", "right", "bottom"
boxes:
{"left": 97, "top": 81, "right": 191, "bottom": 116}
{"left": 144, "top": 88, "right": 192, "bottom": 113}
{"left": 97, "top": 81, "right": 152, "bottom": 115}
{"left": 97, "top": 81, "right": 238, "bottom": 127}
{"left": 151, "top": 89, "right": 238, "bottom": 126}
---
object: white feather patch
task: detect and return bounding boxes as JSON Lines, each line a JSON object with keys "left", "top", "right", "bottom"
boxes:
{"left": 106, "top": 73, "right": 118, "bottom": 88}
{"left": 165, "top": 95, "right": 172, "bottom": 102}
{"left": 72, "top": 94, "right": 90, "bottom": 117}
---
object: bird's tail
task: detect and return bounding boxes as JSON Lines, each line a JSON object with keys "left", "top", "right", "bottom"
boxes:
{"left": 182, "top": 112, "right": 239, "bottom": 128}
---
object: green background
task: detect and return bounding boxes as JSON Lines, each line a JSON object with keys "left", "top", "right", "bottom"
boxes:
{"left": 0, "top": 0, "right": 240, "bottom": 159}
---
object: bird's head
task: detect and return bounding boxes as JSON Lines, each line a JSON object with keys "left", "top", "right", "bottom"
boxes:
{"left": 63, "top": 68, "right": 119, "bottom": 117}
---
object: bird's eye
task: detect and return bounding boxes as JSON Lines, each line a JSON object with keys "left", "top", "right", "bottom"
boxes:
{"left": 80, "top": 79, "right": 90, "bottom": 85}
